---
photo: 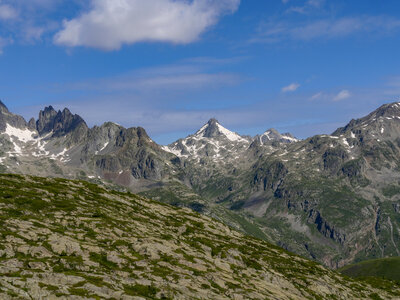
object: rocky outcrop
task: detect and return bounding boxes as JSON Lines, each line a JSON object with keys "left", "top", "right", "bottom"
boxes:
{"left": 323, "top": 148, "right": 349, "bottom": 173}
{"left": 307, "top": 209, "right": 346, "bottom": 245}
{"left": 252, "top": 161, "right": 288, "bottom": 191}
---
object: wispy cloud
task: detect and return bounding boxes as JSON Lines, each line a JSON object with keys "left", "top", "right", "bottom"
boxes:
{"left": 69, "top": 72, "right": 240, "bottom": 93}
{"left": 0, "top": 36, "right": 12, "bottom": 54}
{"left": 333, "top": 89, "right": 351, "bottom": 101}
{"left": 252, "top": 16, "right": 400, "bottom": 43}
{"left": 55, "top": 0, "right": 241, "bottom": 50}
{"left": 286, "top": 0, "right": 325, "bottom": 14}
{"left": 282, "top": 82, "right": 300, "bottom": 93}
{"left": 0, "top": 1, "right": 83, "bottom": 52}
{"left": 63, "top": 59, "right": 242, "bottom": 93}
{"left": 0, "top": 4, "right": 18, "bottom": 20}
{"left": 310, "top": 92, "right": 323, "bottom": 100}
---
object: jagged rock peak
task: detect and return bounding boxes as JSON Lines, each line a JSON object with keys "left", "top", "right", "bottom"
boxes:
{"left": 37, "top": 106, "right": 58, "bottom": 134}
{"left": 36, "top": 106, "right": 88, "bottom": 136}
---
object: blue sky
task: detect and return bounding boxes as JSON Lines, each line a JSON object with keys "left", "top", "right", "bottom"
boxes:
{"left": 1, "top": 0, "right": 400, "bottom": 144}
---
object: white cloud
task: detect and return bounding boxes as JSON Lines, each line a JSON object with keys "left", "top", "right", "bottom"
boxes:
{"left": 333, "top": 89, "right": 350, "bottom": 101}
{"left": 0, "top": 4, "right": 18, "bottom": 20}
{"left": 282, "top": 82, "right": 300, "bottom": 93}
{"left": 54, "top": 0, "right": 240, "bottom": 50}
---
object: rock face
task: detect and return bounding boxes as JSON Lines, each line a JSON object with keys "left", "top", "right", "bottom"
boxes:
{"left": 1, "top": 100, "right": 400, "bottom": 269}
{"left": 0, "top": 174, "right": 398, "bottom": 299}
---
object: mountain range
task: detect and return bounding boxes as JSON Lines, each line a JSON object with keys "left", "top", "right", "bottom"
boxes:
{"left": 1, "top": 100, "right": 400, "bottom": 269}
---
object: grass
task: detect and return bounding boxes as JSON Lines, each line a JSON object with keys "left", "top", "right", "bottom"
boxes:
{"left": 124, "top": 284, "right": 159, "bottom": 298}
{"left": 339, "top": 257, "right": 400, "bottom": 282}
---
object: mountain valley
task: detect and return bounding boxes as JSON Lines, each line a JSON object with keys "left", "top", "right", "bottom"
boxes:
{"left": 1, "top": 100, "right": 400, "bottom": 270}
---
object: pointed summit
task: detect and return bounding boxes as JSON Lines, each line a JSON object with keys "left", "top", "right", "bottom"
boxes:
{"left": 195, "top": 118, "right": 247, "bottom": 142}
{"left": 162, "top": 118, "right": 250, "bottom": 160}
{"left": 201, "top": 118, "right": 220, "bottom": 138}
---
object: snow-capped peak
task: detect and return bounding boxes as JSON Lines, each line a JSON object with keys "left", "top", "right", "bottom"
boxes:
{"left": 162, "top": 119, "right": 250, "bottom": 161}
{"left": 194, "top": 118, "right": 248, "bottom": 143}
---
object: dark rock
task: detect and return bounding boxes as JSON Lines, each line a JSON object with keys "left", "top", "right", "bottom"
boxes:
{"left": 28, "top": 118, "right": 36, "bottom": 130}
{"left": 307, "top": 209, "right": 346, "bottom": 245}
{"left": 252, "top": 161, "right": 288, "bottom": 191}
{"left": 36, "top": 106, "right": 88, "bottom": 140}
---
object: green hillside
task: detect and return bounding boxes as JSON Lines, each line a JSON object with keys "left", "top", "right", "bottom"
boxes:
{"left": 340, "top": 257, "right": 400, "bottom": 282}
{"left": 0, "top": 174, "right": 399, "bottom": 299}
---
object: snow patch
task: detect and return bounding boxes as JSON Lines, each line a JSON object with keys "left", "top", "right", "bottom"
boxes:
{"left": 342, "top": 138, "right": 350, "bottom": 148}
{"left": 161, "top": 145, "right": 183, "bottom": 157}
{"left": 95, "top": 141, "right": 109, "bottom": 154}
{"left": 216, "top": 123, "right": 247, "bottom": 142}
{"left": 4, "top": 124, "right": 36, "bottom": 143}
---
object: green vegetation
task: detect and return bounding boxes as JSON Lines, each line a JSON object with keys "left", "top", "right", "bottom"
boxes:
{"left": 382, "top": 185, "right": 400, "bottom": 198}
{"left": 340, "top": 257, "right": 400, "bottom": 282}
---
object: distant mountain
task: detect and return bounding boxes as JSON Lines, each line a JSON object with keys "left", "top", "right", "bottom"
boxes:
{"left": 162, "top": 118, "right": 251, "bottom": 162}
{"left": 162, "top": 118, "right": 298, "bottom": 163}
{"left": 0, "top": 103, "right": 176, "bottom": 190}
{"left": 1, "top": 100, "right": 400, "bottom": 269}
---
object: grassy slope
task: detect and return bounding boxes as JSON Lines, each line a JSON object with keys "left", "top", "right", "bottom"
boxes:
{"left": 340, "top": 257, "right": 400, "bottom": 282}
{"left": 0, "top": 174, "right": 399, "bottom": 299}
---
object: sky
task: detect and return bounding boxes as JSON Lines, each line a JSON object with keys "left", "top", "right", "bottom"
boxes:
{"left": 1, "top": 0, "right": 400, "bottom": 144}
